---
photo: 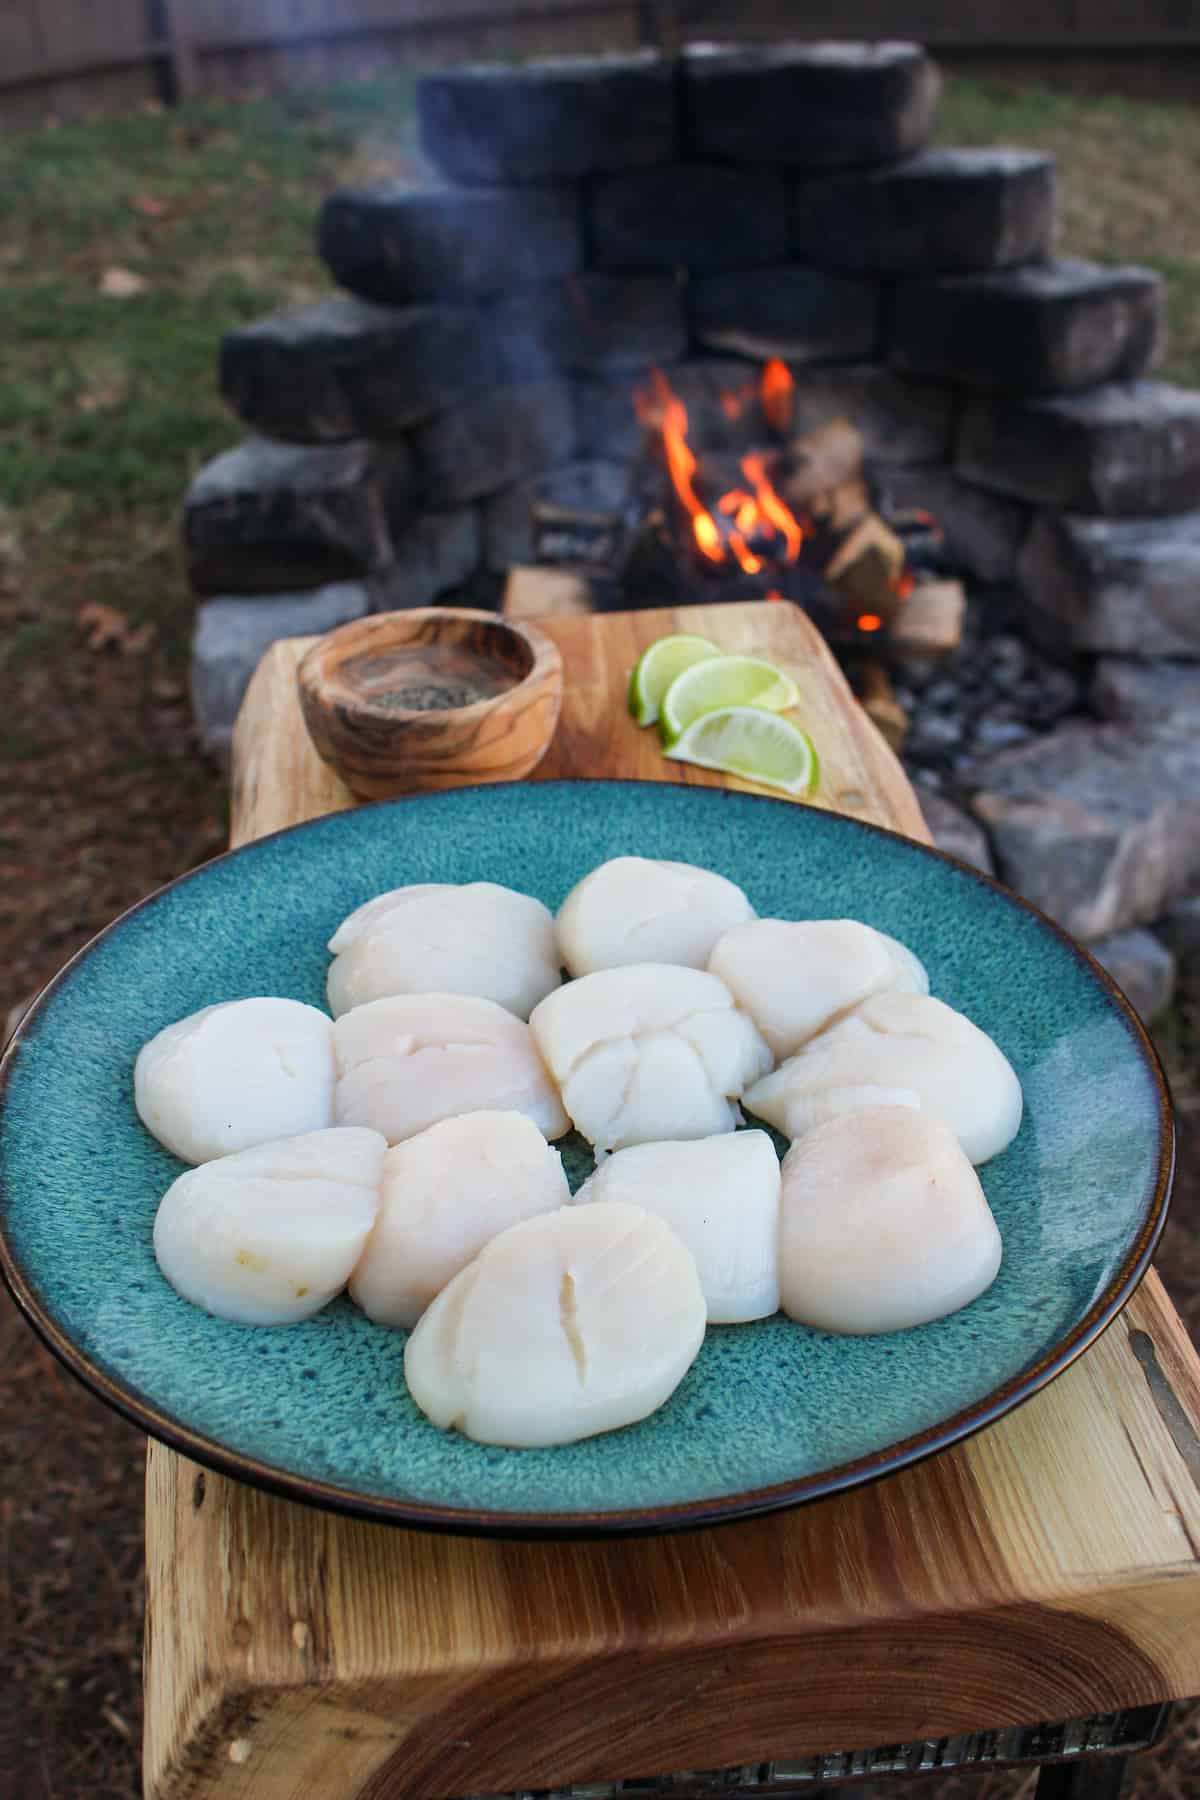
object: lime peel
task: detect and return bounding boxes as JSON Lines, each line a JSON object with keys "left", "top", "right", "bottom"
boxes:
{"left": 664, "top": 705, "right": 819, "bottom": 797}
{"left": 627, "top": 634, "right": 720, "bottom": 727}
{"left": 659, "top": 654, "right": 801, "bottom": 747}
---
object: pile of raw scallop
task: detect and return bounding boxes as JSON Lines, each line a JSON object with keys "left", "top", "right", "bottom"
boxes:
{"left": 134, "top": 857, "right": 1023, "bottom": 1449}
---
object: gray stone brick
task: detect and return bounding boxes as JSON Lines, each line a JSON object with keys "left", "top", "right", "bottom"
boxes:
{"left": 369, "top": 509, "right": 481, "bottom": 612}
{"left": 682, "top": 41, "right": 940, "bottom": 168}
{"left": 409, "top": 382, "right": 576, "bottom": 506}
{"left": 494, "top": 274, "right": 688, "bottom": 380}
{"left": 184, "top": 437, "right": 408, "bottom": 596}
{"left": 957, "top": 381, "right": 1200, "bottom": 515}
{"left": 1089, "top": 927, "right": 1176, "bottom": 1022}
{"left": 220, "top": 297, "right": 491, "bottom": 441}
{"left": 791, "top": 147, "right": 1055, "bottom": 273}
{"left": 968, "top": 720, "right": 1200, "bottom": 939}
{"left": 318, "top": 183, "right": 583, "bottom": 303}
{"left": 191, "top": 583, "right": 370, "bottom": 761}
{"left": 590, "top": 163, "right": 787, "bottom": 272}
{"left": 891, "top": 258, "right": 1164, "bottom": 394}
{"left": 690, "top": 266, "right": 880, "bottom": 363}
{"left": 876, "top": 467, "right": 1031, "bottom": 584}
{"left": 418, "top": 51, "right": 675, "bottom": 183}
{"left": 1018, "top": 509, "right": 1200, "bottom": 658}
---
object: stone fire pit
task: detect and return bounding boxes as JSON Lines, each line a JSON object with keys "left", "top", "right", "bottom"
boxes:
{"left": 186, "top": 40, "right": 1200, "bottom": 1020}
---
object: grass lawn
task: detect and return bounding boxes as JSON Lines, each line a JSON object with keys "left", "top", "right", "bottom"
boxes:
{"left": 3, "top": 69, "right": 1200, "bottom": 1800}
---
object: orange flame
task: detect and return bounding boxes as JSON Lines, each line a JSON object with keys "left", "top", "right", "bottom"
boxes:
{"left": 636, "top": 365, "right": 871, "bottom": 596}
{"left": 635, "top": 369, "right": 724, "bottom": 565}
{"left": 857, "top": 614, "right": 884, "bottom": 633}
{"left": 761, "top": 358, "right": 795, "bottom": 435}
{"left": 741, "top": 451, "right": 804, "bottom": 563}
{"left": 728, "top": 532, "right": 764, "bottom": 575}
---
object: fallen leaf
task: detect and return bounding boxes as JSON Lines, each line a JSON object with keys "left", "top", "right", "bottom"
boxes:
{"left": 76, "top": 602, "right": 157, "bottom": 655}
{"left": 99, "top": 266, "right": 148, "bottom": 299}
{"left": 130, "top": 192, "right": 171, "bottom": 220}
{"left": 78, "top": 381, "right": 127, "bottom": 415}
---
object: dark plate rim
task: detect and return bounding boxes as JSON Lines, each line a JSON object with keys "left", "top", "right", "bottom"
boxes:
{"left": 0, "top": 777, "right": 1176, "bottom": 1538}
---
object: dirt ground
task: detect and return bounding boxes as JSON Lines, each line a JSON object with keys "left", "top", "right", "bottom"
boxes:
{"left": 2, "top": 616, "right": 1199, "bottom": 1798}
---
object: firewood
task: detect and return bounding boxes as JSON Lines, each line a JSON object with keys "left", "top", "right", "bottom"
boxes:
{"left": 810, "top": 476, "right": 871, "bottom": 535}
{"left": 781, "top": 418, "right": 865, "bottom": 509}
{"left": 502, "top": 566, "right": 593, "bottom": 620}
{"left": 824, "top": 511, "right": 906, "bottom": 586}
{"left": 889, "top": 578, "right": 965, "bottom": 659}
{"left": 856, "top": 659, "right": 909, "bottom": 753}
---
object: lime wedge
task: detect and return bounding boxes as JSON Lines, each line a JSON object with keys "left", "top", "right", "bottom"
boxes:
{"left": 659, "top": 655, "right": 801, "bottom": 746}
{"left": 627, "top": 634, "right": 720, "bottom": 727}
{"left": 664, "top": 706, "right": 819, "bottom": 797}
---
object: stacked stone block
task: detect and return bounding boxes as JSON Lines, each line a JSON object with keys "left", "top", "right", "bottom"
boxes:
{"left": 188, "top": 39, "right": 1200, "bottom": 964}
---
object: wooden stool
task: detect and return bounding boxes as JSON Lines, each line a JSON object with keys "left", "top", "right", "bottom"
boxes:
{"left": 144, "top": 602, "right": 1200, "bottom": 1800}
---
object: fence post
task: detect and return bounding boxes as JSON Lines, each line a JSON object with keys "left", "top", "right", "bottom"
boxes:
{"left": 158, "top": 0, "right": 198, "bottom": 101}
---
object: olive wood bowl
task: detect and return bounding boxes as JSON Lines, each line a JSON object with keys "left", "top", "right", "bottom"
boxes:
{"left": 296, "top": 608, "right": 563, "bottom": 800}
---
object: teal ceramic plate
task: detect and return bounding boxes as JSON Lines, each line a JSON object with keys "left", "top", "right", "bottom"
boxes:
{"left": 0, "top": 780, "right": 1173, "bottom": 1536}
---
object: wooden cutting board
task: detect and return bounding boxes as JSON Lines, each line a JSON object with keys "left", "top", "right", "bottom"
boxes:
{"left": 229, "top": 599, "right": 927, "bottom": 844}
{"left": 144, "top": 600, "right": 1200, "bottom": 1800}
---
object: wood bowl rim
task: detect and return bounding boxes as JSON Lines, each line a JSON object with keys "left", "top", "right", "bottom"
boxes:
{"left": 296, "top": 607, "right": 563, "bottom": 728}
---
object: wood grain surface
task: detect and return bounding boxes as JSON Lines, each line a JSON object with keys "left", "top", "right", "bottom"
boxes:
{"left": 295, "top": 608, "right": 563, "bottom": 801}
{"left": 145, "top": 600, "right": 1200, "bottom": 1800}
{"left": 231, "top": 600, "right": 928, "bottom": 843}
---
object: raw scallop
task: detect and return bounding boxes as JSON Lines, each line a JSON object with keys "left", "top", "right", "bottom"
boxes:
{"left": 574, "top": 1130, "right": 781, "bottom": 1322}
{"left": 326, "top": 882, "right": 560, "bottom": 1020}
{"left": 744, "top": 990, "right": 1022, "bottom": 1165}
{"left": 404, "top": 1202, "right": 706, "bottom": 1446}
{"left": 334, "top": 992, "right": 569, "bottom": 1146}
{"left": 153, "top": 1127, "right": 385, "bottom": 1325}
{"left": 556, "top": 856, "right": 755, "bottom": 976}
{"left": 708, "top": 918, "right": 928, "bottom": 1060}
{"left": 134, "top": 997, "right": 335, "bottom": 1164}
{"left": 350, "top": 1111, "right": 570, "bottom": 1328}
{"left": 779, "top": 1106, "right": 1002, "bottom": 1333}
{"left": 529, "top": 963, "right": 773, "bottom": 1155}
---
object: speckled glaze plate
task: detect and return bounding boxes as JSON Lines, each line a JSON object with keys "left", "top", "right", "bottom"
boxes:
{"left": 0, "top": 780, "right": 1173, "bottom": 1536}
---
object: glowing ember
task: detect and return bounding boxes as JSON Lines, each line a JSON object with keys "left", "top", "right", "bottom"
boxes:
{"left": 760, "top": 359, "right": 795, "bottom": 435}
{"left": 857, "top": 614, "right": 884, "bottom": 633}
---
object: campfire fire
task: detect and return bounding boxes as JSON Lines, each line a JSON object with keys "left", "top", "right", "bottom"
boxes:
{"left": 525, "top": 354, "right": 966, "bottom": 753}
{"left": 634, "top": 361, "right": 804, "bottom": 580}
{"left": 632, "top": 361, "right": 918, "bottom": 640}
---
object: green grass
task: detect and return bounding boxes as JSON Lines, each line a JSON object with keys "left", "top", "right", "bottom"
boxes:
{"left": 938, "top": 78, "right": 1200, "bottom": 383}
{"left": 1, "top": 71, "right": 1200, "bottom": 677}
{"left": 0, "top": 79, "right": 417, "bottom": 664}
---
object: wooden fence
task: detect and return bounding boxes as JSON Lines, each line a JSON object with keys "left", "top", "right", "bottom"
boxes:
{"left": 3, "top": 0, "right": 1200, "bottom": 127}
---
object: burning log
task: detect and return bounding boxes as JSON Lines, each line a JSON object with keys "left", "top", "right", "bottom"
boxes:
{"left": 522, "top": 358, "right": 964, "bottom": 665}
{"left": 779, "top": 419, "right": 867, "bottom": 512}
